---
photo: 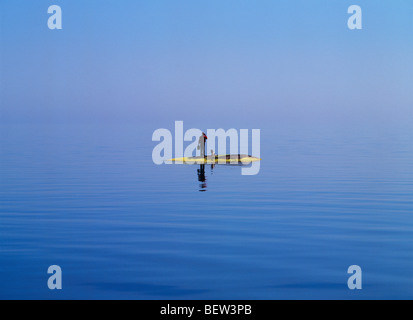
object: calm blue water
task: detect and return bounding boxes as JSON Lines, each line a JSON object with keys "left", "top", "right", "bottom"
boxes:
{"left": 0, "top": 123, "right": 412, "bottom": 299}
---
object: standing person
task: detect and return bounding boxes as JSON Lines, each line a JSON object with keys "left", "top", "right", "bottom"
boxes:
{"left": 210, "top": 149, "right": 215, "bottom": 159}
{"left": 210, "top": 149, "right": 216, "bottom": 171}
{"left": 197, "top": 132, "right": 208, "bottom": 158}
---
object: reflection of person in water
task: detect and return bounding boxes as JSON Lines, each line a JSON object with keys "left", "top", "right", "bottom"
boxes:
{"left": 196, "top": 133, "right": 209, "bottom": 191}
{"left": 197, "top": 164, "right": 207, "bottom": 191}
{"left": 198, "top": 164, "right": 205, "bottom": 182}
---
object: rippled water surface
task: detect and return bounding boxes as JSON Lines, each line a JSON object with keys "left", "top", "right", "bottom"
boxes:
{"left": 0, "top": 124, "right": 412, "bottom": 299}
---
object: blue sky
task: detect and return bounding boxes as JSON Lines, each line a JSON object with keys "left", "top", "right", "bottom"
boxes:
{"left": 1, "top": 0, "right": 412, "bottom": 128}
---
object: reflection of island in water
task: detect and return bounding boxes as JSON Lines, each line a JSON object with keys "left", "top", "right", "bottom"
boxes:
{"left": 195, "top": 157, "right": 259, "bottom": 192}
{"left": 170, "top": 154, "right": 261, "bottom": 192}
{"left": 170, "top": 154, "right": 260, "bottom": 192}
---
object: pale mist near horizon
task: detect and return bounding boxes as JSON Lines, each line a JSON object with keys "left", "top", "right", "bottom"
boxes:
{"left": 0, "top": 0, "right": 412, "bottom": 132}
